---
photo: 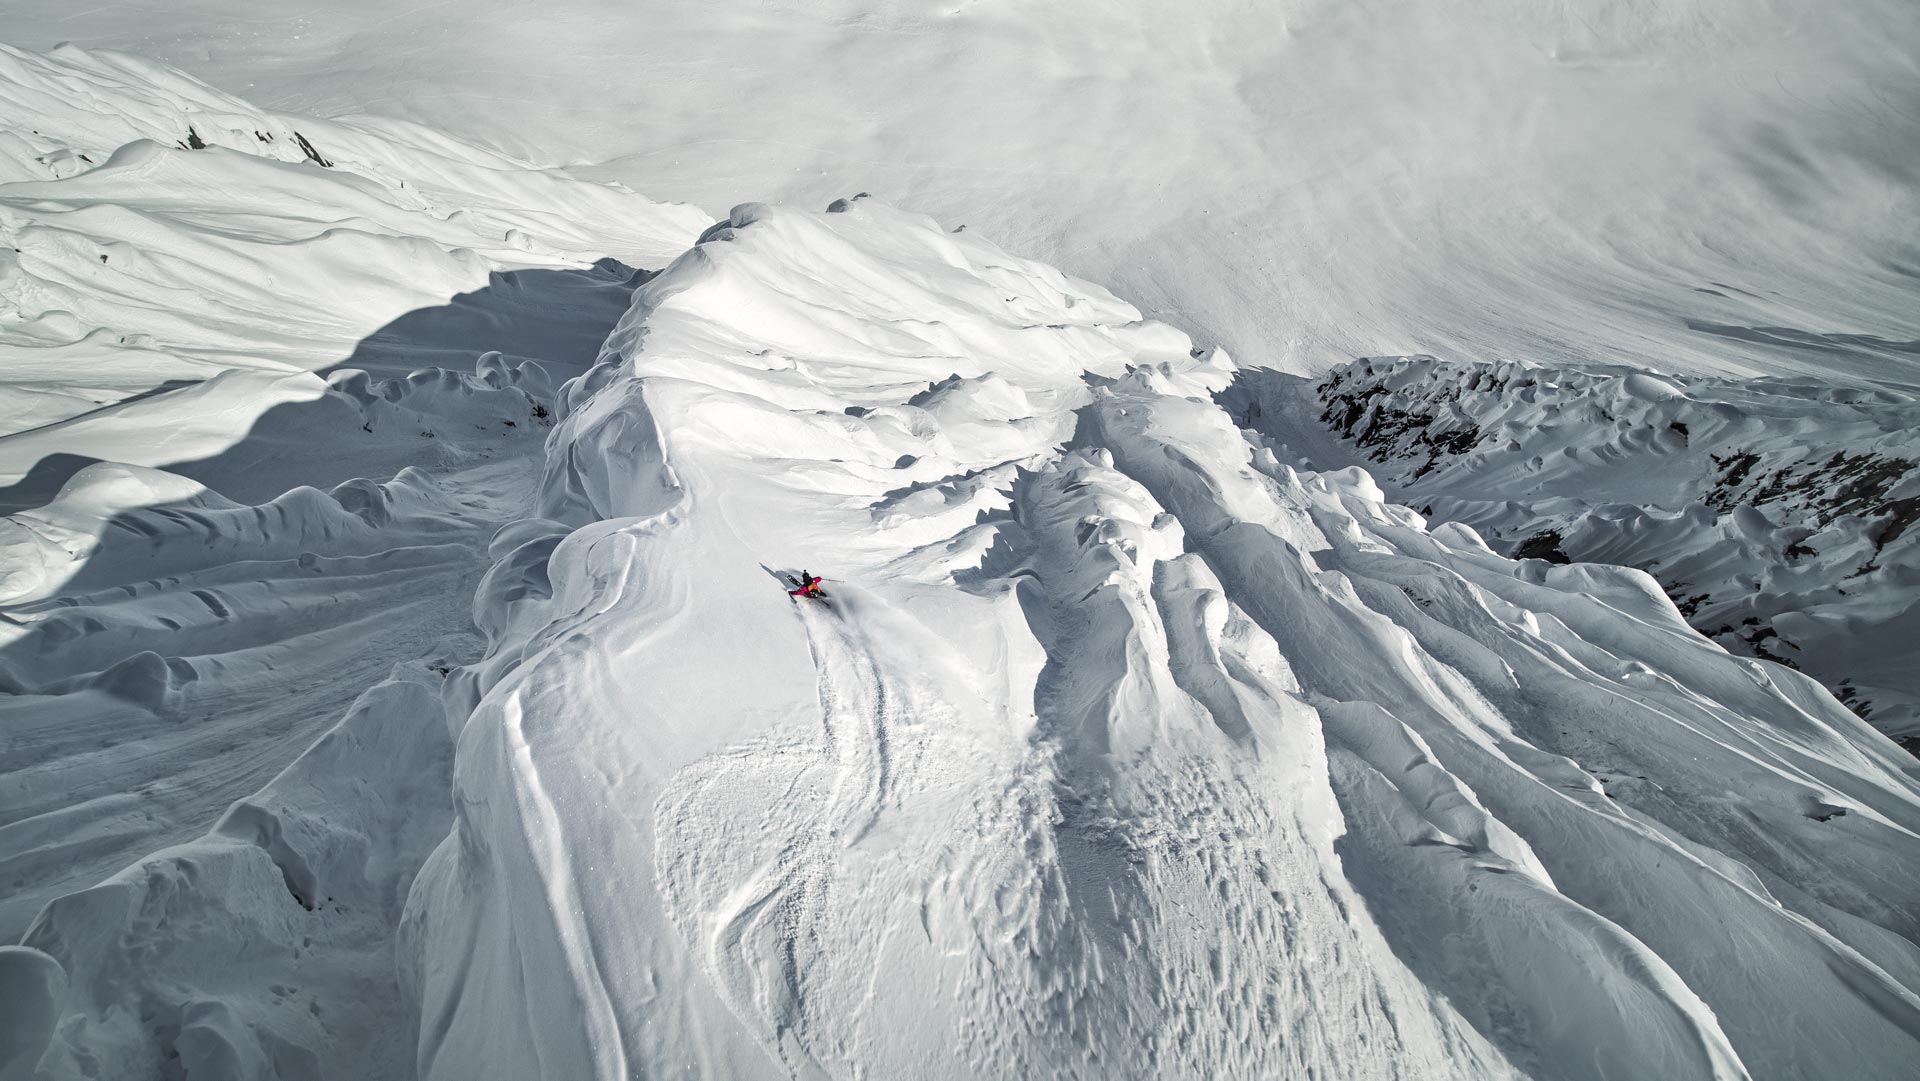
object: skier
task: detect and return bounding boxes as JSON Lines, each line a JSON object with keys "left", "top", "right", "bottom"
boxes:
{"left": 786, "top": 570, "right": 826, "bottom": 600}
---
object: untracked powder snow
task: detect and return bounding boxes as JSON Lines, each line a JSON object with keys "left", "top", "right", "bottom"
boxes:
{"left": 0, "top": 8, "right": 1918, "bottom": 1081}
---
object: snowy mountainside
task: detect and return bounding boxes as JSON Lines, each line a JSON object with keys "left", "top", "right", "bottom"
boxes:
{"left": 395, "top": 200, "right": 1920, "bottom": 1080}
{"left": 2, "top": 37, "right": 1919, "bottom": 1081}
{"left": 1257, "top": 356, "right": 1920, "bottom": 744}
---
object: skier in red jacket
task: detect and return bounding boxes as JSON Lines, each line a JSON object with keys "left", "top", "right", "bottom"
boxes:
{"left": 787, "top": 570, "right": 826, "bottom": 599}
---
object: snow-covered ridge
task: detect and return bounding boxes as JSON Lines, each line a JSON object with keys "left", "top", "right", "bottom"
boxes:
{"left": 398, "top": 199, "right": 1920, "bottom": 1079}
{"left": 1291, "top": 355, "right": 1920, "bottom": 744}
{"left": 0, "top": 41, "right": 707, "bottom": 437}
{"left": 0, "top": 44, "right": 341, "bottom": 179}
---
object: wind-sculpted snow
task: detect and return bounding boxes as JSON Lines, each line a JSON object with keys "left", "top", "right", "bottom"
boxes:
{"left": 6, "top": 39, "right": 1920, "bottom": 1080}
{"left": 13, "top": 672, "right": 454, "bottom": 1081}
{"left": 410, "top": 200, "right": 1920, "bottom": 1080}
{"left": 0, "top": 44, "right": 702, "bottom": 1079}
{"left": 1288, "top": 356, "right": 1920, "bottom": 744}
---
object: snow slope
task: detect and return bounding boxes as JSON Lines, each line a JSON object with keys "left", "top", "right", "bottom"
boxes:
{"left": 8, "top": 1, "right": 1918, "bottom": 382}
{"left": 2, "top": 33, "right": 1919, "bottom": 1081}
{"left": 393, "top": 199, "right": 1920, "bottom": 1080}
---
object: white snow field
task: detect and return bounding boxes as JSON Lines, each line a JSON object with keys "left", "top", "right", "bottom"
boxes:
{"left": 6, "top": 0, "right": 1919, "bottom": 384}
{"left": 0, "top": 11, "right": 1918, "bottom": 1081}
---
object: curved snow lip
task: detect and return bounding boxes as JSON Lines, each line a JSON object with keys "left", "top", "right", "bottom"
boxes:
{"left": 0, "top": 40, "right": 717, "bottom": 1080}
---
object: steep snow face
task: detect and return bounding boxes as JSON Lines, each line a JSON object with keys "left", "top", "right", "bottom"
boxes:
{"left": 9, "top": 3, "right": 1918, "bottom": 381}
{"left": 1258, "top": 356, "right": 1920, "bottom": 744}
{"left": 406, "top": 200, "right": 1920, "bottom": 1081}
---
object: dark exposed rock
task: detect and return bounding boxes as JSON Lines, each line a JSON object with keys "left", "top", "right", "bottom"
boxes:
{"left": 1317, "top": 368, "right": 1481, "bottom": 479}
{"left": 1306, "top": 356, "right": 1919, "bottom": 740}
{"left": 1511, "top": 530, "right": 1571, "bottom": 564}
{"left": 293, "top": 131, "right": 333, "bottom": 168}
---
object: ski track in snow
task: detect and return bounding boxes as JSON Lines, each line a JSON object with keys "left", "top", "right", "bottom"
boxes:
{"left": 656, "top": 598, "right": 929, "bottom": 1077}
{"left": 0, "top": 36, "right": 1918, "bottom": 1081}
